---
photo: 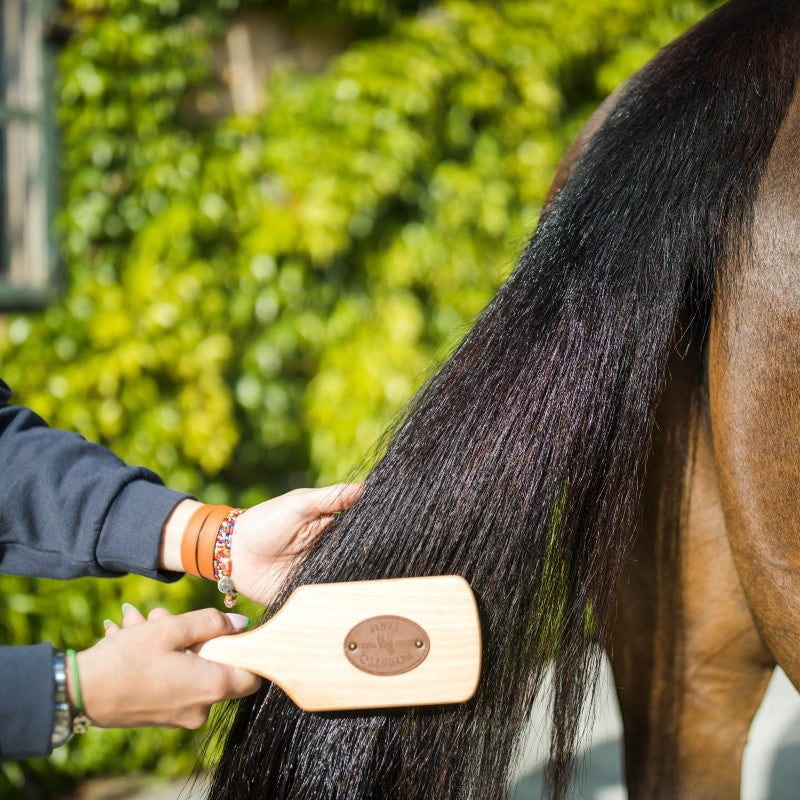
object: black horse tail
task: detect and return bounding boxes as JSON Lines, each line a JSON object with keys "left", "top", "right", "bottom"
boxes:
{"left": 208, "top": 2, "right": 800, "bottom": 798}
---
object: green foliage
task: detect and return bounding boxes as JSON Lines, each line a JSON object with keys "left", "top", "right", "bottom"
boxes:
{"left": 0, "top": 0, "right": 720, "bottom": 789}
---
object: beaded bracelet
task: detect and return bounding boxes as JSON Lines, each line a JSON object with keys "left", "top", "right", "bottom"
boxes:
{"left": 213, "top": 507, "right": 244, "bottom": 608}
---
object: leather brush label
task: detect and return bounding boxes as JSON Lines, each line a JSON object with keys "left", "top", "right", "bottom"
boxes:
{"left": 344, "top": 615, "right": 430, "bottom": 676}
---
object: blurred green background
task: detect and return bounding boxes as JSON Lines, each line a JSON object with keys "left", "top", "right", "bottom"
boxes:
{"left": 0, "top": 0, "right": 720, "bottom": 794}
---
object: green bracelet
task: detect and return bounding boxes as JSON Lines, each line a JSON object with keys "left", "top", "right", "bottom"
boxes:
{"left": 66, "top": 649, "right": 84, "bottom": 714}
{"left": 66, "top": 649, "right": 92, "bottom": 734}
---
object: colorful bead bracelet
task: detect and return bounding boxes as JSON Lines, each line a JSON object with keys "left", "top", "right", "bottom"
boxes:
{"left": 213, "top": 507, "right": 244, "bottom": 608}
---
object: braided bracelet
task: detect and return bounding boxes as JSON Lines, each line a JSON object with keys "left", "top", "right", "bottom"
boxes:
{"left": 213, "top": 507, "right": 245, "bottom": 608}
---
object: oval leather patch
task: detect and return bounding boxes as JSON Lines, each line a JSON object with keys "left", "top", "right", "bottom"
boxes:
{"left": 344, "top": 615, "right": 430, "bottom": 676}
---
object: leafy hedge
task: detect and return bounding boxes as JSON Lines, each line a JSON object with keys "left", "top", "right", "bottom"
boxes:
{"left": 0, "top": 0, "right": 718, "bottom": 791}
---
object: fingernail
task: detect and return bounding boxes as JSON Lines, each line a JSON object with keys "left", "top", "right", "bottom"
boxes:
{"left": 103, "top": 619, "right": 115, "bottom": 630}
{"left": 226, "top": 613, "right": 250, "bottom": 631}
{"left": 121, "top": 603, "right": 137, "bottom": 615}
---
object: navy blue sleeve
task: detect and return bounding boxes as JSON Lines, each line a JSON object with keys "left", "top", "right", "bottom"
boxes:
{"left": 0, "top": 378, "right": 191, "bottom": 581}
{"left": 0, "top": 644, "right": 54, "bottom": 759}
{"left": 0, "top": 378, "right": 195, "bottom": 760}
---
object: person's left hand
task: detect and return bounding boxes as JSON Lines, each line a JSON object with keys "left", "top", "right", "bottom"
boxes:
{"left": 230, "top": 483, "right": 363, "bottom": 605}
{"left": 83, "top": 605, "right": 259, "bottom": 730}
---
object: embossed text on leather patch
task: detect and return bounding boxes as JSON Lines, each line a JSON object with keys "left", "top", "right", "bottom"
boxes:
{"left": 344, "top": 615, "right": 430, "bottom": 676}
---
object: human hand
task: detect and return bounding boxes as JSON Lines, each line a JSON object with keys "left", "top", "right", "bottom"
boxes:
{"left": 72, "top": 606, "right": 260, "bottom": 729}
{"left": 230, "top": 483, "right": 363, "bottom": 606}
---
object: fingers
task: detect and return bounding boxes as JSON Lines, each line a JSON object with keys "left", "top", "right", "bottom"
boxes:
{"left": 78, "top": 613, "right": 259, "bottom": 731}
{"left": 104, "top": 602, "right": 145, "bottom": 638}
{"left": 224, "top": 666, "right": 262, "bottom": 698}
{"left": 165, "top": 607, "right": 251, "bottom": 649}
{"left": 104, "top": 605, "right": 172, "bottom": 638}
{"left": 103, "top": 606, "right": 249, "bottom": 647}
{"left": 300, "top": 513, "right": 336, "bottom": 545}
{"left": 122, "top": 602, "right": 146, "bottom": 626}
{"left": 305, "top": 482, "right": 364, "bottom": 516}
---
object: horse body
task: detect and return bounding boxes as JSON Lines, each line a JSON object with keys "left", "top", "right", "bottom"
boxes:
{"left": 540, "top": 10, "right": 800, "bottom": 794}
{"left": 613, "top": 328, "right": 776, "bottom": 799}
{"left": 561, "top": 61, "right": 800, "bottom": 800}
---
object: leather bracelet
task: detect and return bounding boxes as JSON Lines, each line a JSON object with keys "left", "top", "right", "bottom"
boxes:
{"left": 180, "top": 504, "right": 213, "bottom": 576}
{"left": 180, "top": 503, "right": 228, "bottom": 578}
{"left": 179, "top": 504, "right": 233, "bottom": 580}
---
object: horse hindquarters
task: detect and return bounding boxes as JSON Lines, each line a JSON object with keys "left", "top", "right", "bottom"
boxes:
{"left": 609, "top": 338, "right": 775, "bottom": 800}
{"left": 708, "top": 84, "right": 800, "bottom": 722}
{"left": 609, "top": 82, "right": 800, "bottom": 800}
{"left": 610, "top": 72, "right": 800, "bottom": 800}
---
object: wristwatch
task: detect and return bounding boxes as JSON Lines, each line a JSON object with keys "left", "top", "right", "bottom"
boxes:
{"left": 51, "top": 649, "right": 74, "bottom": 749}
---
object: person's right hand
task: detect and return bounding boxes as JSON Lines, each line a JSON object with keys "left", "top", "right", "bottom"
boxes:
{"left": 70, "top": 606, "right": 260, "bottom": 730}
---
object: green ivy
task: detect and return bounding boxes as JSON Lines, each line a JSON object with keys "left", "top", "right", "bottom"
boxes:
{"left": 0, "top": 0, "right": 720, "bottom": 790}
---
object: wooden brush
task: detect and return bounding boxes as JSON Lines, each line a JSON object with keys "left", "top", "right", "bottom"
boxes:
{"left": 196, "top": 575, "right": 482, "bottom": 711}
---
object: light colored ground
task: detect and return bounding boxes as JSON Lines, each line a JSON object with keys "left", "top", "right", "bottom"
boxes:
{"left": 509, "top": 657, "right": 800, "bottom": 799}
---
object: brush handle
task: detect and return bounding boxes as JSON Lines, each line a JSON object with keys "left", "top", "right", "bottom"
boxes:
{"left": 196, "top": 619, "right": 284, "bottom": 682}
{"left": 196, "top": 576, "right": 482, "bottom": 711}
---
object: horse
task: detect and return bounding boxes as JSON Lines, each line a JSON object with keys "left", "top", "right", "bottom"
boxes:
{"left": 604, "top": 23, "right": 800, "bottom": 800}
{"left": 209, "top": 2, "right": 800, "bottom": 798}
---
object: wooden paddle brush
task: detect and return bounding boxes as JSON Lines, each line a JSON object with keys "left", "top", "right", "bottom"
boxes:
{"left": 197, "top": 575, "right": 482, "bottom": 711}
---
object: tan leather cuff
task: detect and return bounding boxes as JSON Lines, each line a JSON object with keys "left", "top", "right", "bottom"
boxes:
{"left": 180, "top": 504, "right": 212, "bottom": 576}
{"left": 180, "top": 504, "right": 232, "bottom": 579}
{"left": 197, "top": 505, "right": 233, "bottom": 581}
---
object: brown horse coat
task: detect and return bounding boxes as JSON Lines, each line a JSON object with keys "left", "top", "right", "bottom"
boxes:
{"left": 546, "top": 47, "right": 800, "bottom": 800}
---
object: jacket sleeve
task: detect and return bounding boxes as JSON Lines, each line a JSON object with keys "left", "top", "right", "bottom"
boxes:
{"left": 0, "top": 644, "right": 54, "bottom": 759}
{"left": 0, "top": 378, "right": 191, "bottom": 581}
{"left": 0, "top": 378, "right": 194, "bottom": 760}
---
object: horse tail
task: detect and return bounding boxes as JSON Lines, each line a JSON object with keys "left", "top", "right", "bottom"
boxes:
{"left": 209, "top": 2, "right": 800, "bottom": 798}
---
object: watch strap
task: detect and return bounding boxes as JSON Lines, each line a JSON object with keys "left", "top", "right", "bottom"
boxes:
{"left": 51, "top": 648, "right": 92, "bottom": 748}
{"left": 50, "top": 649, "right": 73, "bottom": 749}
